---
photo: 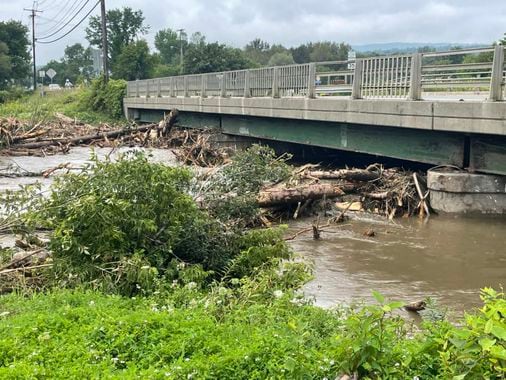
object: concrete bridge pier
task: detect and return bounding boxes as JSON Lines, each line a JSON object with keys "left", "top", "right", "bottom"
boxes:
{"left": 428, "top": 169, "right": 506, "bottom": 215}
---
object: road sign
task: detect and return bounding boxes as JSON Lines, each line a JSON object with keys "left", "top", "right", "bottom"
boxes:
{"left": 38, "top": 70, "right": 45, "bottom": 78}
{"left": 347, "top": 51, "right": 356, "bottom": 70}
{"left": 46, "top": 68, "right": 57, "bottom": 79}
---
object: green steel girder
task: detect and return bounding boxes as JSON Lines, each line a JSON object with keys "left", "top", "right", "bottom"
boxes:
{"left": 133, "top": 109, "right": 506, "bottom": 174}
{"left": 137, "top": 109, "right": 221, "bottom": 128}
{"left": 470, "top": 135, "right": 506, "bottom": 176}
{"left": 220, "top": 115, "right": 465, "bottom": 166}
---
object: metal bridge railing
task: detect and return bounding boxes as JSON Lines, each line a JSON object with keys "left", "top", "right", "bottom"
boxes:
{"left": 126, "top": 46, "right": 505, "bottom": 102}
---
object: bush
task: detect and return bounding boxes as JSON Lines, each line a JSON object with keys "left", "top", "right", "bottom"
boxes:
{"left": 82, "top": 76, "right": 127, "bottom": 119}
{"left": 0, "top": 86, "right": 29, "bottom": 104}
{"left": 31, "top": 152, "right": 292, "bottom": 295}
{"left": 205, "top": 145, "right": 292, "bottom": 225}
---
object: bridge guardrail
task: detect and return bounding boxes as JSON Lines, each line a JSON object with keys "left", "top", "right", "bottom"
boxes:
{"left": 126, "top": 46, "right": 505, "bottom": 102}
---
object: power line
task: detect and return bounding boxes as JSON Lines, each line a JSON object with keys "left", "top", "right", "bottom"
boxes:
{"left": 36, "top": 0, "right": 69, "bottom": 15}
{"left": 36, "top": 0, "right": 75, "bottom": 24}
{"left": 37, "top": 0, "right": 92, "bottom": 40}
{"left": 39, "top": 0, "right": 87, "bottom": 38}
{"left": 36, "top": 0, "right": 100, "bottom": 44}
{"left": 38, "top": 0, "right": 78, "bottom": 27}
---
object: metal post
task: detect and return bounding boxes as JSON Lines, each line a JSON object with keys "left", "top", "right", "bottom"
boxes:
{"left": 135, "top": 80, "right": 139, "bottom": 97}
{"left": 157, "top": 79, "right": 161, "bottom": 97}
{"left": 351, "top": 59, "right": 364, "bottom": 99}
{"left": 272, "top": 67, "right": 280, "bottom": 98}
{"left": 244, "top": 70, "right": 251, "bottom": 98}
{"left": 408, "top": 53, "right": 422, "bottom": 101}
{"left": 220, "top": 73, "right": 227, "bottom": 97}
{"left": 146, "top": 80, "right": 150, "bottom": 98}
{"left": 307, "top": 63, "right": 316, "bottom": 98}
{"left": 201, "top": 74, "right": 207, "bottom": 98}
{"left": 489, "top": 45, "right": 505, "bottom": 101}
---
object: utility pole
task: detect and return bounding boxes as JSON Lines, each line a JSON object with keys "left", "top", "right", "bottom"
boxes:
{"left": 23, "top": 6, "right": 42, "bottom": 91}
{"left": 177, "top": 28, "right": 185, "bottom": 74}
{"left": 100, "top": 0, "right": 109, "bottom": 82}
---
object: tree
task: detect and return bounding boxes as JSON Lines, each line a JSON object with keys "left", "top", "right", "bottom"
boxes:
{"left": 40, "top": 59, "right": 66, "bottom": 86}
{"left": 309, "top": 42, "right": 350, "bottom": 62}
{"left": 190, "top": 32, "right": 206, "bottom": 46}
{"left": 0, "top": 42, "right": 11, "bottom": 88}
{"left": 290, "top": 43, "right": 313, "bottom": 63}
{"left": 39, "top": 44, "right": 94, "bottom": 86}
{"left": 244, "top": 38, "right": 271, "bottom": 66}
{"left": 267, "top": 52, "right": 295, "bottom": 66}
{"left": 63, "top": 43, "right": 94, "bottom": 83}
{"left": 112, "top": 40, "right": 155, "bottom": 80}
{"left": 86, "top": 7, "right": 148, "bottom": 67}
{"left": 154, "top": 28, "right": 180, "bottom": 64}
{"left": 184, "top": 42, "right": 252, "bottom": 74}
{"left": 0, "top": 20, "right": 30, "bottom": 87}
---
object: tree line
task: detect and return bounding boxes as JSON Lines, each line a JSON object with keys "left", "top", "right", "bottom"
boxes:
{"left": 1, "top": 6, "right": 505, "bottom": 89}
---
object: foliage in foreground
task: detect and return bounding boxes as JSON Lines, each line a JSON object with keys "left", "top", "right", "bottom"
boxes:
{"left": 13, "top": 151, "right": 290, "bottom": 295}
{"left": 0, "top": 286, "right": 504, "bottom": 379}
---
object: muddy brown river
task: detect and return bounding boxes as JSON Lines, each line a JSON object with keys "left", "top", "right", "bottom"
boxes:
{"left": 1, "top": 147, "right": 505, "bottom": 315}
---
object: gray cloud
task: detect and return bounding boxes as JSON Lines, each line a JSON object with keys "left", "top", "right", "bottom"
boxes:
{"left": 5, "top": 0, "right": 506, "bottom": 64}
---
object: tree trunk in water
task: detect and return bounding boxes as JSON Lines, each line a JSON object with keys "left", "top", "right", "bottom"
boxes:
{"left": 257, "top": 184, "right": 344, "bottom": 206}
{"left": 306, "top": 169, "right": 380, "bottom": 182}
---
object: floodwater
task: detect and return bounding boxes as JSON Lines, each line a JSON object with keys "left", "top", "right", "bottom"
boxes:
{"left": 1, "top": 147, "right": 505, "bottom": 315}
{"left": 290, "top": 213, "right": 506, "bottom": 315}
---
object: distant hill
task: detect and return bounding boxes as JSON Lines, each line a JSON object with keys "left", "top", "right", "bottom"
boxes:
{"left": 351, "top": 42, "right": 489, "bottom": 54}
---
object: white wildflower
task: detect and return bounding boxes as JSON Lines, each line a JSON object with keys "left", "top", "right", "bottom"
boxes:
{"left": 273, "top": 290, "right": 283, "bottom": 298}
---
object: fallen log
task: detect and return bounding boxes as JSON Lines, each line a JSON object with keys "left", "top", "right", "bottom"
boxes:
{"left": 364, "top": 191, "right": 390, "bottom": 200}
{"left": 306, "top": 169, "right": 381, "bottom": 182}
{"left": 257, "top": 183, "right": 344, "bottom": 206}
{"left": 11, "top": 129, "right": 48, "bottom": 144}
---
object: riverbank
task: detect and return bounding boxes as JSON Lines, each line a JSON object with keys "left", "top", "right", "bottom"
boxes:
{"left": 0, "top": 96, "right": 505, "bottom": 378}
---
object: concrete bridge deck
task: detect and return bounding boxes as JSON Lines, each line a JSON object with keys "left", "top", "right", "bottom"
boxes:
{"left": 124, "top": 46, "right": 506, "bottom": 175}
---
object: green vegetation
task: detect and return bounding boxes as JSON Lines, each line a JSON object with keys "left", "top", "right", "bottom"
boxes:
{"left": 81, "top": 76, "right": 127, "bottom": 119}
{"left": 0, "top": 20, "right": 30, "bottom": 91}
{"left": 0, "top": 76, "right": 126, "bottom": 124}
{"left": 0, "top": 88, "right": 121, "bottom": 125}
{"left": 40, "top": 43, "right": 95, "bottom": 87}
{"left": 1, "top": 151, "right": 505, "bottom": 378}
{"left": 0, "top": 285, "right": 504, "bottom": 378}
{"left": 204, "top": 145, "right": 292, "bottom": 226}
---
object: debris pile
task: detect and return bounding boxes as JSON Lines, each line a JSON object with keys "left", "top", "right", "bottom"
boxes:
{"left": 0, "top": 110, "right": 180, "bottom": 156}
{"left": 255, "top": 164, "right": 429, "bottom": 221}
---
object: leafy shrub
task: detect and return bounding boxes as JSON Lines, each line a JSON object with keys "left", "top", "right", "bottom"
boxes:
{"left": 437, "top": 287, "right": 506, "bottom": 378}
{"left": 81, "top": 75, "right": 127, "bottom": 119}
{"left": 205, "top": 145, "right": 292, "bottom": 225}
{"left": 30, "top": 151, "right": 292, "bottom": 295}
{"left": 0, "top": 86, "right": 28, "bottom": 104}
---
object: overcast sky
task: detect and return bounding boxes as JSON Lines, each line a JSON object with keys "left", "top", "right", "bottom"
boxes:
{"left": 2, "top": 0, "right": 505, "bottom": 64}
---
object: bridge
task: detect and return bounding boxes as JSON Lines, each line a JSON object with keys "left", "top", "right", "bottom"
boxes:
{"left": 124, "top": 46, "right": 506, "bottom": 176}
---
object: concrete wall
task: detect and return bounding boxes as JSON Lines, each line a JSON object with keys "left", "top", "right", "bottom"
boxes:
{"left": 124, "top": 96, "right": 506, "bottom": 136}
